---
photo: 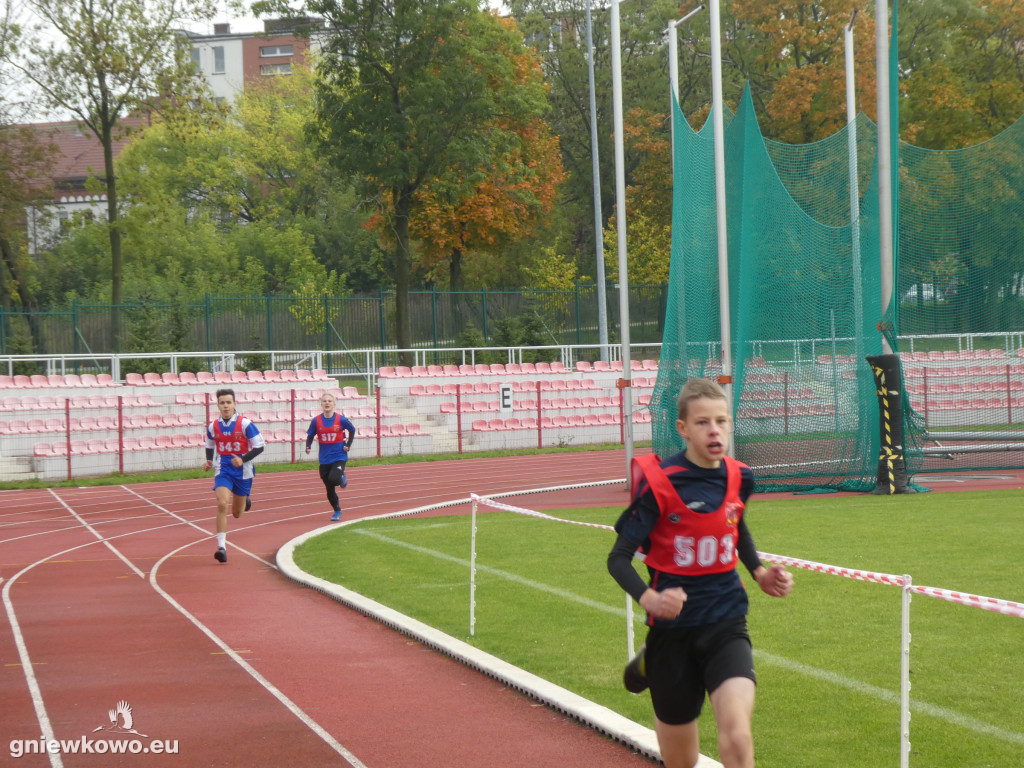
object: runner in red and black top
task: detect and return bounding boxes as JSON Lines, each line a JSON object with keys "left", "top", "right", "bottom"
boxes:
{"left": 607, "top": 377, "right": 792, "bottom": 768}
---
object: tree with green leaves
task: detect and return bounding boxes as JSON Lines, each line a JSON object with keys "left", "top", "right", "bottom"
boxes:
{"left": 9, "top": 0, "right": 222, "bottom": 349}
{"left": 0, "top": 1, "right": 51, "bottom": 350}
{"left": 267, "top": 0, "right": 552, "bottom": 360}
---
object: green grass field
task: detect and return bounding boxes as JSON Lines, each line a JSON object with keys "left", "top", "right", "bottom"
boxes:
{"left": 296, "top": 490, "right": 1024, "bottom": 768}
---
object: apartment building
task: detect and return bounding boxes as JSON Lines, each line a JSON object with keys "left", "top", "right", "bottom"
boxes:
{"left": 19, "top": 18, "right": 324, "bottom": 253}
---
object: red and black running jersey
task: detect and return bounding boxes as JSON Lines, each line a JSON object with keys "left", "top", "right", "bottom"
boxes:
{"left": 614, "top": 451, "right": 757, "bottom": 628}
{"left": 634, "top": 453, "right": 744, "bottom": 576}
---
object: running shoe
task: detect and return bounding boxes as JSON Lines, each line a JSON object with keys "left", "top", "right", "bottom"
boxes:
{"left": 245, "top": 496, "right": 252, "bottom": 512}
{"left": 340, "top": 472, "right": 348, "bottom": 489}
{"left": 214, "top": 547, "right": 227, "bottom": 563}
{"left": 330, "top": 510, "right": 342, "bottom": 522}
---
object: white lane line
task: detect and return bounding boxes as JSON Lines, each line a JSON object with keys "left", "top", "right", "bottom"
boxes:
{"left": 123, "top": 486, "right": 369, "bottom": 767}
{"left": 47, "top": 488, "right": 146, "bottom": 579}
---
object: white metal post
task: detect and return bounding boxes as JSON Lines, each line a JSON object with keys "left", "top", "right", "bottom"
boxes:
{"left": 470, "top": 497, "right": 478, "bottom": 636}
{"left": 586, "top": 0, "right": 610, "bottom": 361}
{"left": 845, "top": 10, "right": 864, "bottom": 352}
{"left": 875, "top": 0, "right": 894, "bottom": 354}
{"left": 610, "top": 0, "right": 635, "bottom": 482}
{"left": 900, "top": 574, "right": 912, "bottom": 768}
{"left": 708, "top": 0, "right": 734, "bottom": 451}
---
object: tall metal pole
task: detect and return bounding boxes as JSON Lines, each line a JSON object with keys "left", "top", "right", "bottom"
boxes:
{"left": 875, "top": 0, "right": 894, "bottom": 354}
{"left": 708, "top": 0, "right": 734, "bottom": 453}
{"left": 845, "top": 10, "right": 864, "bottom": 354}
{"left": 610, "top": 0, "right": 635, "bottom": 483}
{"left": 586, "top": 0, "right": 610, "bottom": 361}
{"left": 668, "top": 6, "right": 707, "bottom": 153}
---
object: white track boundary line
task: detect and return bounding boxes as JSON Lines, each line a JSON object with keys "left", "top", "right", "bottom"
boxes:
{"left": 148, "top": 542, "right": 369, "bottom": 767}
{"left": 275, "top": 480, "right": 724, "bottom": 768}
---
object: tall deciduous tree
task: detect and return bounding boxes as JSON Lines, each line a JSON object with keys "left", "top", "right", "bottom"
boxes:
{"left": 10, "top": 0, "right": 221, "bottom": 349}
{"left": 0, "top": 0, "right": 51, "bottom": 350}
{"left": 410, "top": 14, "right": 565, "bottom": 291}
{"left": 296, "top": 0, "right": 551, "bottom": 359}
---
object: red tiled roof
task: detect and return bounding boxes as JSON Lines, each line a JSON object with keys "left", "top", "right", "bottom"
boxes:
{"left": 18, "top": 116, "right": 149, "bottom": 194}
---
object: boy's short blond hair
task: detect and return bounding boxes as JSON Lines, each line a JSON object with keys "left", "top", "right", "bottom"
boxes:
{"left": 676, "top": 378, "right": 728, "bottom": 421}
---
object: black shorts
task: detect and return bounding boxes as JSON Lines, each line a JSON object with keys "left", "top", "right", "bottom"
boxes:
{"left": 646, "top": 616, "right": 755, "bottom": 725}
{"left": 319, "top": 461, "right": 346, "bottom": 486}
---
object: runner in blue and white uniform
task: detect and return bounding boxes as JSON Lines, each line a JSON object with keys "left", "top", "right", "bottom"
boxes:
{"left": 203, "top": 388, "right": 265, "bottom": 563}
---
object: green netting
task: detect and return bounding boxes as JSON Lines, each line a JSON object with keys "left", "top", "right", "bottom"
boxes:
{"left": 658, "top": 84, "right": 1024, "bottom": 492}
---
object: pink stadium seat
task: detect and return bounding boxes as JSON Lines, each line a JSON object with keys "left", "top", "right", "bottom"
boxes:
{"left": 212, "top": 371, "right": 231, "bottom": 383}
{"left": 87, "top": 438, "right": 107, "bottom": 452}
{"left": 312, "top": 369, "right": 331, "bottom": 381}
{"left": 97, "top": 373, "right": 117, "bottom": 386}
{"left": 576, "top": 360, "right": 593, "bottom": 373}
{"left": 33, "top": 442, "right": 54, "bottom": 457}
{"left": 411, "top": 366, "right": 429, "bottom": 377}
{"left": 342, "top": 386, "right": 360, "bottom": 399}
{"left": 459, "top": 364, "right": 476, "bottom": 376}
{"left": 474, "top": 364, "right": 491, "bottom": 375}
{"left": 443, "top": 365, "right": 461, "bottom": 376}
{"left": 426, "top": 365, "right": 446, "bottom": 377}
{"left": 161, "top": 372, "right": 181, "bottom": 385}
{"left": 487, "top": 418, "right": 506, "bottom": 430}
{"left": 45, "top": 375, "right": 66, "bottom": 387}
{"left": 262, "top": 370, "right": 282, "bottom": 383}
{"left": 472, "top": 419, "right": 491, "bottom": 431}
{"left": 521, "top": 362, "right": 539, "bottom": 374}
{"left": 592, "top": 360, "right": 611, "bottom": 372}
{"left": 407, "top": 423, "right": 425, "bottom": 435}
{"left": 170, "top": 433, "right": 191, "bottom": 448}
{"left": 228, "top": 371, "right": 247, "bottom": 383}
{"left": 64, "top": 374, "right": 84, "bottom": 387}
{"left": 0, "top": 375, "right": 13, "bottom": 387}
{"left": 394, "top": 366, "right": 413, "bottom": 378}
{"left": 247, "top": 370, "right": 265, "bottom": 382}
{"left": 583, "top": 413, "right": 601, "bottom": 426}
{"left": 535, "top": 362, "right": 552, "bottom": 374}
{"left": 25, "top": 418, "right": 46, "bottom": 433}
{"left": 126, "top": 373, "right": 145, "bottom": 386}
{"left": 179, "top": 371, "right": 198, "bottom": 385}
{"left": 380, "top": 366, "right": 399, "bottom": 378}
{"left": 13, "top": 375, "right": 31, "bottom": 388}
{"left": 196, "top": 371, "right": 216, "bottom": 384}
{"left": 520, "top": 417, "right": 538, "bottom": 429}
{"left": 505, "top": 363, "right": 523, "bottom": 375}
{"left": 30, "top": 374, "right": 49, "bottom": 387}
{"left": 642, "top": 359, "right": 659, "bottom": 370}
{"left": 489, "top": 364, "right": 506, "bottom": 375}
{"left": 550, "top": 361, "right": 568, "bottom": 373}
{"left": 598, "top": 413, "right": 618, "bottom": 425}
{"left": 143, "top": 373, "right": 164, "bottom": 386}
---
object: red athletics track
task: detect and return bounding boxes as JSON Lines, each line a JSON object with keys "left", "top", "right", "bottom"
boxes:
{"left": 2, "top": 452, "right": 1021, "bottom": 768}
{"left": 0, "top": 450, "right": 668, "bottom": 768}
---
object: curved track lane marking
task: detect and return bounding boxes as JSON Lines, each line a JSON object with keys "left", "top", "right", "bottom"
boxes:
{"left": 6, "top": 488, "right": 368, "bottom": 768}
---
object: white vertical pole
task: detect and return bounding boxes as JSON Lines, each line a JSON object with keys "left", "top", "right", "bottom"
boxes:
{"left": 626, "top": 594, "right": 635, "bottom": 658}
{"left": 470, "top": 497, "right": 478, "bottom": 636}
{"left": 610, "top": 0, "right": 635, "bottom": 483}
{"left": 845, "top": 11, "right": 864, "bottom": 350}
{"left": 708, "top": 0, "right": 734, "bottom": 451}
{"left": 585, "top": 0, "right": 610, "bottom": 361}
{"left": 900, "top": 574, "right": 912, "bottom": 768}
{"left": 875, "top": 0, "right": 894, "bottom": 354}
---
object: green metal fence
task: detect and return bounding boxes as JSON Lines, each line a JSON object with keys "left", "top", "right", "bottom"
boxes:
{"left": 0, "top": 284, "right": 668, "bottom": 358}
